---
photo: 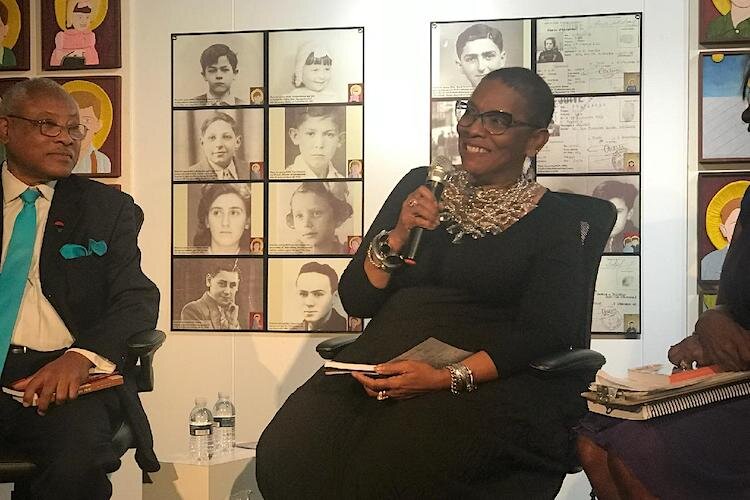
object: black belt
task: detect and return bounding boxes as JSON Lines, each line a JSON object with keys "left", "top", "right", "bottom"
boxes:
{"left": 8, "top": 345, "right": 32, "bottom": 355}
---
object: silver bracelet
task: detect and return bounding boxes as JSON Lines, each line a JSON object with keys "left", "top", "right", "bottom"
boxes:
{"left": 446, "top": 363, "right": 477, "bottom": 395}
{"left": 367, "top": 230, "right": 404, "bottom": 272}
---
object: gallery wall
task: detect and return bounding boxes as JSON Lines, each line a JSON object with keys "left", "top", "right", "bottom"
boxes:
{"left": 127, "top": 0, "right": 688, "bottom": 497}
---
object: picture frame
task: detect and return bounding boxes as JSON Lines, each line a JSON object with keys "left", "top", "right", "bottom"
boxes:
{"left": 41, "top": 0, "right": 121, "bottom": 71}
{"left": 697, "top": 172, "right": 750, "bottom": 283}
{"left": 53, "top": 76, "right": 121, "bottom": 178}
{"left": 698, "top": 51, "right": 750, "bottom": 163}
{"left": 699, "top": 0, "right": 750, "bottom": 45}
{"left": 0, "top": 0, "right": 30, "bottom": 71}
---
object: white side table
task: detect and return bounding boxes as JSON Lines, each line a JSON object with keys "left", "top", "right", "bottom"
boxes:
{"left": 143, "top": 448, "right": 259, "bottom": 500}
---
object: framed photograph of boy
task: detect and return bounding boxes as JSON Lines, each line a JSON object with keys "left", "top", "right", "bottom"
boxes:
{"left": 41, "top": 0, "right": 121, "bottom": 70}
{"left": 266, "top": 257, "right": 351, "bottom": 332}
{"left": 268, "top": 27, "right": 363, "bottom": 105}
{"left": 52, "top": 76, "right": 121, "bottom": 177}
{"left": 697, "top": 173, "right": 749, "bottom": 283}
{"left": 0, "top": 0, "right": 29, "bottom": 71}
{"left": 173, "top": 108, "right": 264, "bottom": 181}
{"left": 267, "top": 104, "right": 362, "bottom": 180}
{"left": 267, "top": 180, "right": 362, "bottom": 256}
{"left": 172, "top": 257, "right": 264, "bottom": 332}
{"left": 173, "top": 31, "right": 264, "bottom": 108}
{"left": 700, "top": 0, "right": 750, "bottom": 45}
{"left": 699, "top": 51, "right": 750, "bottom": 163}
{"left": 173, "top": 182, "right": 264, "bottom": 256}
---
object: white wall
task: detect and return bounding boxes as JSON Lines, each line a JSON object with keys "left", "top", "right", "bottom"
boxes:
{"left": 129, "top": 1, "right": 688, "bottom": 497}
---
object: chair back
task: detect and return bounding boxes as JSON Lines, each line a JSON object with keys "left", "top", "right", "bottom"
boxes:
{"left": 554, "top": 193, "right": 617, "bottom": 349}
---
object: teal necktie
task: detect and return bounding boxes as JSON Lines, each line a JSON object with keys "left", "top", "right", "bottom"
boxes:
{"left": 0, "top": 188, "right": 40, "bottom": 374}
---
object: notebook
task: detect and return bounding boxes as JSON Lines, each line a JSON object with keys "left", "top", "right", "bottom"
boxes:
{"left": 584, "top": 371, "right": 750, "bottom": 420}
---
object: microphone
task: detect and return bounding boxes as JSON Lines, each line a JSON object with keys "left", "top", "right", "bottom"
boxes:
{"left": 403, "top": 155, "right": 454, "bottom": 265}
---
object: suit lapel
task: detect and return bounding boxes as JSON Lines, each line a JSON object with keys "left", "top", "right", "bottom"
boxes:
{"left": 40, "top": 176, "right": 83, "bottom": 284}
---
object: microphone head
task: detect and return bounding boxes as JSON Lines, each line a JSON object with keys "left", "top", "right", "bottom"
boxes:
{"left": 427, "top": 155, "right": 454, "bottom": 184}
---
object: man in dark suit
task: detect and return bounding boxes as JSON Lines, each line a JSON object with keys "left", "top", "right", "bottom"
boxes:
{"left": 192, "top": 43, "right": 246, "bottom": 106}
{"left": 294, "top": 262, "right": 347, "bottom": 332}
{"left": 0, "top": 78, "right": 159, "bottom": 499}
{"left": 178, "top": 111, "right": 252, "bottom": 181}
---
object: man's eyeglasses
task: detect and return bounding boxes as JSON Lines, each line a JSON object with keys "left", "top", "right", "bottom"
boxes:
{"left": 454, "top": 100, "right": 543, "bottom": 135}
{"left": 7, "top": 115, "right": 87, "bottom": 141}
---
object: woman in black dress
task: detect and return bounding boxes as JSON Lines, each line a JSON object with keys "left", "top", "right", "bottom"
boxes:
{"left": 257, "top": 68, "right": 590, "bottom": 498}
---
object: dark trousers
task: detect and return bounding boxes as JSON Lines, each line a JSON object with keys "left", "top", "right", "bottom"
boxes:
{"left": 0, "top": 349, "right": 122, "bottom": 500}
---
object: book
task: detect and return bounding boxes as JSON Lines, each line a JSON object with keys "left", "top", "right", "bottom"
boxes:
{"left": 323, "top": 337, "right": 473, "bottom": 376}
{"left": 2, "top": 373, "right": 124, "bottom": 406}
{"left": 585, "top": 378, "right": 750, "bottom": 420}
{"left": 583, "top": 370, "right": 750, "bottom": 420}
{"left": 627, "top": 363, "right": 721, "bottom": 386}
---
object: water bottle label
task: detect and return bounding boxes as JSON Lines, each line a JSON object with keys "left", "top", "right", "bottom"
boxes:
{"left": 190, "top": 423, "right": 213, "bottom": 436}
{"left": 214, "top": 416, "right": 235, "bottom": 427}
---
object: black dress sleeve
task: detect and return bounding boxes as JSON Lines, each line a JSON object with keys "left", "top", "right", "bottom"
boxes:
{"left": 339, "top": 167, "right": 427, "bottom": 318}
{"left": 483, "top": 206, "right": 586, "bottom": 376}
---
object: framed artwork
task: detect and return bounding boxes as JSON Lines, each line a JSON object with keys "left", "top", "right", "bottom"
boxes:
{"left": 266, "top": 257, "right": 352, "bottom": 332}
{"left": 430, "top": 19, "right": 528, "bottom": 99}
{"left": 268, "top": 27, "right": 363, "bottom": 106}
{"left": 536, "top": 14, "right": 641, "bottom": 94}
{"left": 591, "top": 255, "right": 640, "bottom": 335}
{"left": 700, "top": 0, "right": 750, "bottom": 45}
{"left": 0, "top": 77, "right": 25, "bottom": 163}
{"left": 699, "top": 51, "right": 750, "bottom": 163}
{"left": 537, "top": 95, "right": 641, "bottom": 174}
{"left": 172, "top": 31, "right": 264, "bottom": 107}
{"left": 53, "top": 76, "right": 121, "bottom": 178}
{"left": 0, "top": 0, "right": 29, "bottom": 71}
{"left": 697, "top": 173, "right": 749, "bottom": 283}
{"left": 41, "top": 0, "right": 121, "bottom": 70}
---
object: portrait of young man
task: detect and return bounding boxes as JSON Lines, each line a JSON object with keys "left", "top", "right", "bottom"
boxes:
{"left": 180, "top": 262, "right": 243, "bottom": 330}
{"left": 182, "top": 112, "right": 251, "bottom": 181}
{"left": 455, "top": 23, "right": 506, "bottom": 88}
{"left": 0, "top": 77, "right": 159, "bottom": 499}
{"left": 193, "top": 43, "right": 246, "bottom": 106}
{"left": 294, "top": 261, "right": 347, "bottom": 332}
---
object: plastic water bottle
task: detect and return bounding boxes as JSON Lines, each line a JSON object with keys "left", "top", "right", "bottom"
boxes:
{"left": 189, "top": 397, "right": 214, "bottom": 462}
{"left": 213, "top": 392, "right": 236, "bottom": 454}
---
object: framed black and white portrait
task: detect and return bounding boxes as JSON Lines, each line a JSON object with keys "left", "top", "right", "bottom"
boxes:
{"left": 172, "top": 31, "right": 264, "bottom": 107}
{"left": 268, "top": 27, "right": 363, "bottom": 105}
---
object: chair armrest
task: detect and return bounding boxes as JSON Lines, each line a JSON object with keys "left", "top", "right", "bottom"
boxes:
{"left": 316, "top": 334, "right": 359, "bottom": 360}
{"left": 529, "top": 348, "right": 605, "bottom": 374}
{"left": 126, "top": 329, "right": 166, "bottom": 392}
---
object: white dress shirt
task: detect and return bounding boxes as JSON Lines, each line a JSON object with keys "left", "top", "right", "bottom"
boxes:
{"left": 288, "top": 154, "right": 344, "bottom": 179}
{"left": 1, "top": 165, "right": 114, "bottom": 373}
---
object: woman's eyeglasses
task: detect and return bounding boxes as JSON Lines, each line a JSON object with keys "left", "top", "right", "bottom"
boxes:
{"left": 454, "top": 100, "right": 543, "bottom": 135}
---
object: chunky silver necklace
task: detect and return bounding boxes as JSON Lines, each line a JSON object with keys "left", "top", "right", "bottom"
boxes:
{"left": 439, "top": 169, "right": 543, "bottom": 243}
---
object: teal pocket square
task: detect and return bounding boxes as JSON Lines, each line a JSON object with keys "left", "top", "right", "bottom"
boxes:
{"left": 59, "top": 240, "right": 108, "bottom": 259}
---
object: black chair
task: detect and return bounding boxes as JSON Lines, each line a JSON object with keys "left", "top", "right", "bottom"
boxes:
{"left": 316, "top": 192, "right": 617, "bottom": 494}
{"left": 0, "top": 328, "right": 166, "bottom": 500}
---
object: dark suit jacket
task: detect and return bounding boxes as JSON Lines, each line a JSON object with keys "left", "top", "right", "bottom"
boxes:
{"left": 0, "top": 173, "right": 161, "bottom": 471}
{"left": 184, "top": 156, "right": 252, "bottom": 181}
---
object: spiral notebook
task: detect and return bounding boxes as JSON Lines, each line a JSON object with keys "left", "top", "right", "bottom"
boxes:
{"left": 584, "top": 371, "right": 750, "bottom": 420}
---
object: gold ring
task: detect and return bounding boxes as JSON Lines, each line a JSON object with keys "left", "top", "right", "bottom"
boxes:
{"left": 408, "top": 199, "right": 417, "bottom": 207}
{"left": 377, "top": 390, "right": 389, "bottom": 401}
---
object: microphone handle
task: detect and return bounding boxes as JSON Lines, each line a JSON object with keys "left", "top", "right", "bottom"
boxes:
{"left": 403, "top": 180, "right": 445, "bottom": 265}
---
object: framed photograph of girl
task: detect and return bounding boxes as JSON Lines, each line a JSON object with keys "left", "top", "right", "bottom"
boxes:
{"left": 52, "top": 76, "right": 121, "bottom": 177}
{"left": 0, "top": 0, "right": 29, "bottom": 71}
{"left": 41, "top": 0, "right": 121, "bottom": 70}
{"left": 268, "top": 27, "right": 363, "bottom": 105}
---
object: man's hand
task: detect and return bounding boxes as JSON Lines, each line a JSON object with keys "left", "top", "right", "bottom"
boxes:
{"left": 693, "top": 308, "right": 750, "bottom": 371}
{"left": 9, "top": 351, "right": 94, "bottom": 415}
{"left": 352, "top": 360, "right": 450, "bottom": 400}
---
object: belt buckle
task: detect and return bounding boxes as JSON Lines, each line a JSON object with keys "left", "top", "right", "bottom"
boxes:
{"left": 9, "top": 345, "right": 28, "bottom": 355}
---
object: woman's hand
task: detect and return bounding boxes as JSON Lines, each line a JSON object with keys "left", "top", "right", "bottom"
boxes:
{"left": 388, "top": 186, "right": 441, "bottom": 252}
{"left": 351, "top": 360, "right": 450, "bottom": 400}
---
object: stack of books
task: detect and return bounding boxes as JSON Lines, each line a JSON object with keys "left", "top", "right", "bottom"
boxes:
{"left": 583, "top": 364, "right": 750, "bottom": 420}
